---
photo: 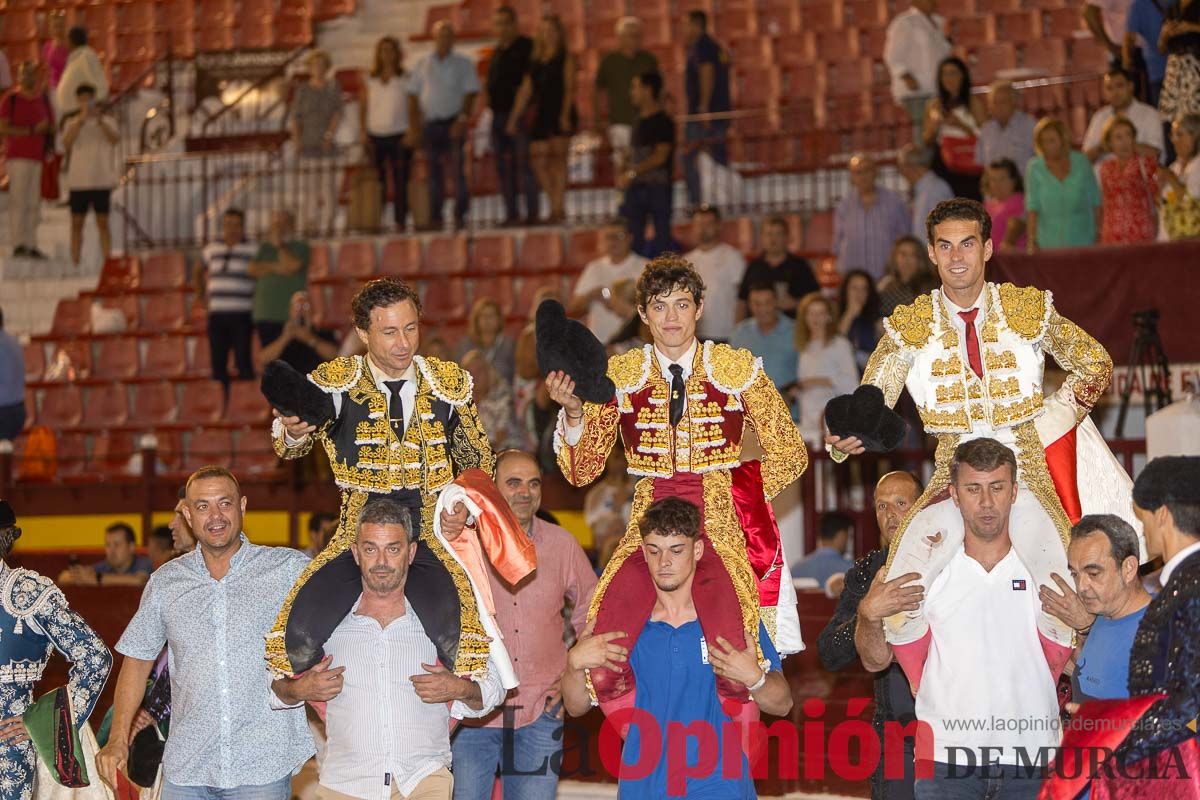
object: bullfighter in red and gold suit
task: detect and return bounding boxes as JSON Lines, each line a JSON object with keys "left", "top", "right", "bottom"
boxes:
{"left": 546, "top": 255, "right": 808, "bottom": 711}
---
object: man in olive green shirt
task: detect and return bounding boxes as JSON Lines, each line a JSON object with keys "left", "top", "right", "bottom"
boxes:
{"left": 594, "top": 18, "right": 659, "bottom": 153}
{"left": 250, "top": 209, "right": 311, "bottom": 347}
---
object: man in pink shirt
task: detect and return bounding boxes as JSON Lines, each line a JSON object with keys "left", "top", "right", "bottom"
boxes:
{"left": 451, "top": 450, "right": 598, "bottom": 800}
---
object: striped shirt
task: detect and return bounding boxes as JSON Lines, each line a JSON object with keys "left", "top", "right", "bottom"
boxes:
{"left": 319, "top": 597, "right": 504, "bottom": 800}
{"left": 202, "top": 240, "right": 259, "bottom": 314}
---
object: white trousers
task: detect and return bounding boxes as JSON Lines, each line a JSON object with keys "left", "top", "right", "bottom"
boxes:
{"left": 7, "top": 158, "right": 42, "bottom": 250}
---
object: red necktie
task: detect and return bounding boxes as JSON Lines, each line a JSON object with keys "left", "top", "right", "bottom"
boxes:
{"left": 958, "top": 309, "right": 983, "bottom": 379}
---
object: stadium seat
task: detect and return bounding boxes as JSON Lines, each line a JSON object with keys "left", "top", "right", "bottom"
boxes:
{"left": 425, "top": 235, "right": 469, "bottom": 274}
{"left": 233, "top": 428, "right": 284, "bottom": 475}
{"left": 23, "top": 389, "right": 37, "bottom": 430}
{"left": 1070, "top": 37, "right": 1111, "bottom": 72}
{"left": 421, "top": 278, "right": 467, "bottom": 319}
{"left": 379, "top": 238, "right": 422, "bottom": 276}
{"left": 235, "top": 19, "right": 275, "bottom": 49}
{"left": 184, "top": 428, "right": 234, "bottom": 471}
{"left": 997, "top": 10, "right": 1041, "bottom": 42}
{"left": 758, "top": 3, "right": 799, "bottom": 36}
{"left": 82, "top": 384, "right": 130, "bottom": 430}
{"left": 469, "top": 276, "right": 516, "bottom": 316}
{"left": 335, "top": 240, "right": 377, "bottom": 278}
{"left": 314, "top": 0, "right": 355, "bottom": 21}
{"left": 196, "top": 26, "right": 234, "bottom": 52}
{"left": 83, "top": 5, "right": 117, "bottom": 36}
{"left": 804, "top": 211, "right": 834, "bottom": 253}
{"left": 1044, "top": 8, "right": 1083, "bottom": 37}
{"left": 565, "top": 229, "right": 600, "bottom": 270}
{"left": 49, "top": 298, "right": 91, "bottom": 338}
{"left": 722, "top": 218, "right": 756, "bottom": 254}
{"left": 97, "top": 256, "right": 141, "bottom": 293}
{"left": 969, "top": 43, "right": 1017, "bottom": 84}
{"left": 515, "top": 275, "right": 562, "bottom": 318}
{"left": 1022, "top": 39, "right": 1068, "bottom": 76}
{"left": 38, "top": 385, "right": 83, "bottom": 429}
{"left": 142, "top": 292, "right": 187, "bottom": 333}
{"left": 727, "top": 37, "right": 772, "bottom": 71}
{"left": 326, "top": 282, "right": 358, "bottom": 324}
{"left": 151, "top": 429, "right": 186, "bottom": 476}
{"left": 93, "top": 337, "right": 141, "bottom": 381}
{"left": 518, "top": 232, "right": 565, "bottom": 272}
{"left": 141, "top": 252, "right": 187, "bottom": 290}
{"left": 175, "top": 380, "right": 225, "bottom": 425}
{"left": 198, "top": 0, "right": 236, "bottom": 25}
{"left": 276, "top": 15, "right": 314, "bottom": 47}
{"left": 471, "top": 235, "right": 516, "bottom": 273}
{"left": 90, "top": 431, "right": 139, "bottom": 477}
{"left": 308, "top": 243, "right": 331, "bottom": 280}
{"left": 49, "top": 341, "right": 93, "bottom": 381}
{"left": 163, "top": 0, "right": 196, "bottom": 30}
{"left": 798, "top": 0, "right": 843, "bottom": 30}
{"left": 55, "top": 432, "right": 89, "bottom": 480}
{"left": 950, "top": 17, "right": 995, "bottom": 47}
{"left": 810, "top": 29, "right": 860, "bottom": 63}
{"left": 131, "top": 381, "right": 178, "bottom": 427}
{"left": 225, "top": 381, "right": 270, "bottom": 426}
{"left": 820, "top": 61, "right": 872, "bottom": 96}
{"left": 23, "top": 343, "right": 45, "bottom": 384}
{"left": 280, "top": 0, "right": 314, "bottom": 16}
{"left": 845, "top": 0, "right": 887, "bottom": 28}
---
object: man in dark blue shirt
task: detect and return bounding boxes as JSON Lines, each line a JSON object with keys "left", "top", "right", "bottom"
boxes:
{"left": 562, "top": 497, "right": 792, "bottom": 798}
{"left": 683, "top": 10, "right": 732, "bottom": 206}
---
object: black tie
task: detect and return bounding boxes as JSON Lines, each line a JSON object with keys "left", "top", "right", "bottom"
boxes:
{"left": 384, "top": 380, "right": 406, "bottom": 437}
{"left": 668, "top": 364, "right": 685, "bottom": 427}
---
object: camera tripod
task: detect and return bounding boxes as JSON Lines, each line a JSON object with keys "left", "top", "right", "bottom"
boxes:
{"left": 1115, "top": 309, "right": 1172, "bottom": 438}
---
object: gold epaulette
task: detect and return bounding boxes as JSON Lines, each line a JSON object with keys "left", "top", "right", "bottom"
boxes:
{"left": 607, "top": 345, "right": 653, "bottom": 395}
{"left": 309, "top": 356, "right": 364, "bottom": 393}
{"left": 884, "top": 292, "right": 936, "bottom": 349}
{"left": 997, "top": 283, "right": 1050, "bottom": 341}
{"left": 414, "top": 356, "right": 473, "bottom": 407}
{"left": 703, "top": 341, "right": 760, "bottom": 395}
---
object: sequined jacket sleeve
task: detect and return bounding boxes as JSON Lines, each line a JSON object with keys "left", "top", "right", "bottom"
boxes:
{"left": 554, "top": 401, "right": 620, "bottom": 488}
{"left": 1116, "top": 561, "right": 1200, "bottom": 765}
{"left": 36, "top": 589, "right": 113, "bottom": 727}
{"left": 1042, "top": 304, "right": 1113, "bottom": 422}
{"left": 817, "top": 550, "right": 885, "bottom": 671}
{"left": 446, "top": 400, "right": 498, "bottom": 476}
{"left": 742, "top": 369, "right": 808, "bottom": 499}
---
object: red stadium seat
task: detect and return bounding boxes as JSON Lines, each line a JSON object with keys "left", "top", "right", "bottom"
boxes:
{"left": 48, "top": 341, "right": 93, "bottom": 381}
{"left": 721, "top": 218, "right": 756, "bottom": 254}
{"left": 314, "top": 0, "right": 355, "bottom": 21}
{"left": 820, "top": 61, "right": 871, "bottom": 96}
{"left": 176, "top": 381, "right": 225, "bottom": 425}
{"left": 131, "top": 381, "right": 178, "bottom": 426}
{"left": 196, "top": 26, "right": 234, "bottom": 52}
{"left": 235, "top": 19, "right": 275, "bottom": 49}
{"left": 225, "top": 381, "right": 270, "bottom": 426}
{"left": 515, "top": 275, "right": 562, "bottom": 318}
{"left": 82, "top": 384, "right": 129, "bottom": 430}
{"left": 997, "top": 10, "right": 1041, "bottom": 42}
{"left": 326, "top": 283, "right": 358, "bottom": 324}
{"left": 471, "top": 235, "right": 516, "bottom": 273}
{"left": 1022, "top": 39, "right": 1068, "bottom": 76}
{"left": 117, "top": 2, "right": 157, "bottom": 33}
{"left": 163, "top": 0, "right": 196, "bottom": 30}
{"left": 421, "top": 278, "right": 467, "bottom": 319}
{"left": 335, "top": 240, "right": 377, "bottom": 278}
{"left": 844, "top": 0, "right": 887, "bottom": 28}
{"left": 758, "top": 3, "right": 798, "bottom": 36}
{"left": 1044, "top": 8, "right": 1083, "bottom": 37}
{"left": 969, "top": 43, "right": 1017, "bottom": 84}
{"left": 810, "top": 28, "right": 860, "bottom": 63}
{"left": 183, "top": 336, "right": 209, "bottom": 377}
{"left": 727, "top": 37, "right": 772, "bottom": 71}
{"left": 141, "top": 252, "right": 187, "bottom": 290}
{"left": 1070, "top": 37, "right": 1111, "bottom": 72}
{"left": 23, "top": 343, "right": 45, "bottom": 383}
{"left": 82, "top": 6, "right": 116, "bottom": 36}
{"left": 55, "top": 432, "right": 89, "bottom": 480}
{"left": 519, "top": 232, "right": 564, "bottom": 272}
{"left": 379, "top": 238, "right": 422, "bottom": 276}
{"left": 97, "top": 256, "right": 141, "bottom": 293}
{"left": 39, "top": 385, "right": 84, "bottom": 429}
{"left": 49, "top": 298, "right": 91, "bottom": 338}
{"left": 798, "top": 0, "right": 843, "bottom": 30}
{"left": 308, "top": 243, "right": 331, "bottom": 279}
{"left": 152, "top": 429, "right": 186, "bottom": 475}
{"left": 565, "top": 229, "right": 600, "bottom": 270}
{"left": 949, "top": 17, "right": 995, "bottom": 47}
{"left": 804, "top": 211, "right": 834, "bottom": 253}
{"left": 197, "top": 0, "right": 235, "bottom": 25}
{"left": 184, "top": 428, "right": 234, "bottom": 471}
{"left": 143, "top": 335, "right": 187, "bottom": 379}
{"left": 142, "top": 292, "right": 187, "bottom": 332}
{"left": 425, "top": 235, "right": 468, "bottom": 274}
{"left": 469, "top": 276, "right": 516, "bottom": 317}
{"left": 233, "top": 428, "right": 284, "bottom": 475}
{"left": 90, "top": 431, "right": 139, "bottom": 476}
{"left": 280, "top": 0, "right": 314, "bottom": 16}
{"left": 276, "top": 15, "right": 314, "bottom": 47}
{"left": 93, "top": 337, "right": 140, "bottom": 381}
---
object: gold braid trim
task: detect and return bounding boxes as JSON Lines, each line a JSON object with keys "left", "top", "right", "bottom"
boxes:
{"left": 1045, "top": 311, "right": 1113, "bottom": 420}
{"left": 1013, "top": 422, "right": 1072, "bottom": 552}
{"left": 310, "top": 356, "right": 364, "bottom": 392}
{"left": 884, "top": 434, "right": 959, "bottom": 574}
{"left": 607, "top": 345, "right": 653, "bottom": 394}
{"left": 861, "top": 333, "right": 912, "bottom": 409}
{"left": 555, "top": 401, "right": 620, "bottom": 488}
{"left": 997, "top": 283, "right": 1050, "bottom": 341}
{"left": 451, "top": 399, "right": 497, "bottom": 476}
{"left": 266, "top": 489, "right": 370, "bottom": 676}
{"left": 416, "top": 503, "right": 491, "bottom": 678}
{"left": 271, "top": 416, "right": 315, "bottom": 459}
{"left": 883, "top": 293, "right": 935, "bottom": 349}
{"left": 587, "top": 477, "right": 656, "bottom": 622}
{"left": 704, "top": 342, "right": 760, "bottom": 395}
{"left": 415, "top": 356, "right": 474, "bottom": 407}
{"left": 742, "top": 370, "right": 808, "bottom": 499}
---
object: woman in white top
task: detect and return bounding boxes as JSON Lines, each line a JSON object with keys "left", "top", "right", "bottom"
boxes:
{"left": 360, "top": 36, "right": 414, "bottom": 229}
{"left": 922, "top": 56, "right": 986, "bottom": 200}
{"left": 792, "top": 293, "right": 860, "bottom": 447}
{"left": 1158, "top": 113, "right": 1200, "bottom": 240}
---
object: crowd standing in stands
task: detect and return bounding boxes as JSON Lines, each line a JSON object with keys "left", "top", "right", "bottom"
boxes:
{"left": 292, "top": 49, "right": 344, "bottom": 237}
{"left": 197, "top": 208, "right": 258, "bottom": 388}
{"left": 458, "top": 297, "right": 515, "bottom": 384}
{"left": 1084, "top": 67, "right": 1164, "bottom": 161}
{"left": 361, "top": 36, "right": 415, "bottom": 231}
{"left": 485, "top": 7, "right": 536, "bottom": 226}
{"left": 1026, "top": 118, "right": 1101, "bottom": 252}
{"left": 40, "top": 10, "right": 69, "bottom": 92}
{"left": 975, "top": 81, "right": 1036, "bottom": 172}
{"left": 568, "top": 218, "right": 645, "bottom": 345}
{"left": 684, "top": 204, "right": 744, "bottom": 342}
{"left": 61, "top": 82, "right": 117, "bottom": 268}
{"left": 682, "top": 10, "right": 732, "bottom": 206}
{"left": 792, "top": 512, "right": 854, "bottom": 589}
{"left": 249, "top": 209, "right": 311, "bottom": 347}
{"left": 737, "top": 215, "right": 818, "bottom": 319}
{"left": 618, "top": 70, "right": 674, "bottom": 257}
{"left": 55, "top": 25, "right": 107, "bottom": 114}
{"left": 731, "top": 281, "right": 797, "bottom": 397}
{"left": 922, "top": 56, "right": 985, "bottom": 201}
{"left": 793, "top": 293, "right": 859, "bottom": 445}
{"left": 883, "top": 0, "right": 951, "bottom": 141}
{"left": 877, "top": 235, "right": 938, "bottom": 315}
{"left": 981, "top": 158, "right": 1027, "bottom": 252}
{"left": 1, "top": 62, "right": 53, "bottom": 260}
{"left": 836, "top": 268, "right": 882, "bottom": 372}
{"left": 593, "top": 17, "right": 657, "bottom": 156}
{"left": 1098, "top": 115, "right": 1160, "bottom": 244}
{"left": 259, "top": 290, "right": 340, "bottom": 374}
{"left": 833, "top": 153, "right": 909, "bottom": 281}
{"left": 1159, "top": 113, "right": 1200, "bottom": 238}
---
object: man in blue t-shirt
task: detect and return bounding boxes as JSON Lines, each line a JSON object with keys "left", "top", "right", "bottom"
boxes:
{"left": 683, "top": 10, "right": 732, "bottom": 206}
{"left": 562, "top": 496, "right": 793, "bottom": 798}
{"left": 1041, "top": 514, "right": 1151, "bottom": 707}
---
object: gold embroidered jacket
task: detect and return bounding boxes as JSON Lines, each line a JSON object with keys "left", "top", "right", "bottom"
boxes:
{"left": 554, "top": 341, "right": 808, "bottom": 498}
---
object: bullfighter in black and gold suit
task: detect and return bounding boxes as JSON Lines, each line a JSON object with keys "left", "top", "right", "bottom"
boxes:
{"left": 266, "top": 278, "right": 498, "bottom": 681}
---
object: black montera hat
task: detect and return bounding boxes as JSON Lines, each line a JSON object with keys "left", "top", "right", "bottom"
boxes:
{"left": 260, "top": 360, "right": 336, "bottom": 429}
{"left": 824, "top": 385, "right": 908, "bottom": 453}
{"left": 0, "top": 500, "right": 14, "bottom": 528}
{"left": 535, "top": 299, "right": 616, "bottom": 405}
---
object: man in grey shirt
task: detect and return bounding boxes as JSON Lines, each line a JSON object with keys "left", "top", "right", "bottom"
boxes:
{"left": 97, "top": 466, "right": 314, "bottom": 800}
{"left": 291, "top": 49, "right": 343, "bottom": 235}
{"left": 408, "top": 21, "right": 479, "bottom": 229}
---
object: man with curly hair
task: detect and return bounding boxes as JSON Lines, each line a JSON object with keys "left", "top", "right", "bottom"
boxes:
{"left": 268, "top": 277, "right": 502, "bottom": 684}
{"left": 546, "top": 253, "right": 808, "bottom": 717}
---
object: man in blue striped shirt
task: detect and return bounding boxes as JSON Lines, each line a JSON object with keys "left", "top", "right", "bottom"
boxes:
{"left": 198, "top": 208, "right": 259, "bottom": 387}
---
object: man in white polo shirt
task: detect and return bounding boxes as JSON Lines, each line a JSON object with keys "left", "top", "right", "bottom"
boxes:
{"left": 566, "top": 219, "right": 647, "bottom": 345}
{"left": 1082, "top": 67, "right": 1163, "bottom": 162}
{"left": 913, "top": 438, "right": 1061, "bottom": 799}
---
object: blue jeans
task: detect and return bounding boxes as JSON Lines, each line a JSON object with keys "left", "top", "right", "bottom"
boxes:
{"left": 683, "top": 119, "right": 730, "bottom": 206}
{"left": 423, "top": 119, "right": 469, "bottom": 225}
{"left": 914, "top": 761, "right": 1042, "bottom": 800}
{"left": 622, "top": 181, "right": 673, "bottom": 258}
{"left": 491, "top": 110, "right": 539, "bottom": 222}
{"left": 450, "top": 709, "right": 563, "bottom": 800}
{"left": 162, "top": 774, "right": 291, "bottom": 800}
